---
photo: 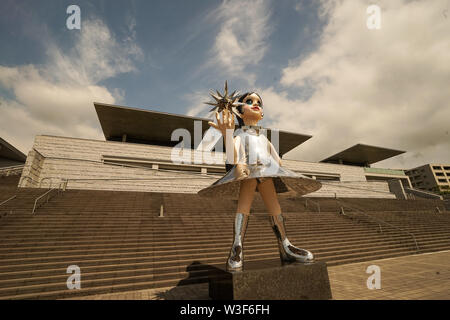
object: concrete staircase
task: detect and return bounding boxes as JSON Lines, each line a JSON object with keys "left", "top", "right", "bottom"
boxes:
{"left": 0, "top": 188, "right": 449, "bottom": 299}
{"left": 1, "top": 176, "right": 48, "bottom": 215}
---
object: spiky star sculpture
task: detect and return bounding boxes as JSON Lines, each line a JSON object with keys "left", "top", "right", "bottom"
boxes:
{"left": 204, "top": 81, "right": 243, "bottom": 116}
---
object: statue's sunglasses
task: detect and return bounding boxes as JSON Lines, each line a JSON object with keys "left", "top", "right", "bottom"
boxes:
{"left": 244, "top": 98, "right": 263, "bottom": 108}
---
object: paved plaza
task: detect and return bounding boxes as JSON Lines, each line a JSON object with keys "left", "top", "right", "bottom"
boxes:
{"left": 68, "top": 250, "right": 450, "bottom": 300}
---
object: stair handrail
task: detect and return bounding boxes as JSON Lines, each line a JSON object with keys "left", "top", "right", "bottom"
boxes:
{"left": 0, "top": 195, "right": 16, "bottom": 219}
{"left": 31, "top": 182, "right": 64, "bottom": 215}
{"left": 0, "top": 164, "right": 25, "bottom": 176}
{"left": 0, "top": 164, "right": 25, "bottom": 170}
{"left": 19, "top": 175, "right": 38, "bottom": 187}
{"left": 336, "top": 199, "right": 420, "bottom": 253}
{"left": 38, "top": 177, "right": 54, "bottom": 188}
{"left": 339, "top": 205, "right": 383, "bottom": 233}
{"left": 404, "top": 187, "right": 443, "bottom": 200}
{"left": 0, "top": 195, "right": 16, "bottom": 208}
{"left": 38, "top": 177, "right": 67, "bottom": 188}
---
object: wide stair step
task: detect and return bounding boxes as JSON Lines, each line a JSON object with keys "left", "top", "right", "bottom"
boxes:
{"left": 0, "top": 189, "right": 449, "bottom": 299}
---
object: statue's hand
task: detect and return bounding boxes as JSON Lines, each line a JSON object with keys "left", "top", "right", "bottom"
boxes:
{"left": 208, "top": 108, "right": 235, "bottom": 138}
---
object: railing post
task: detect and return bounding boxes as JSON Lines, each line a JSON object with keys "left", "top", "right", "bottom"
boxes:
{"left": 159, "top": 204, "right": 164, "bottom": 217}
{"left": 31, "top": 184, "right": 64, "bottom": 215}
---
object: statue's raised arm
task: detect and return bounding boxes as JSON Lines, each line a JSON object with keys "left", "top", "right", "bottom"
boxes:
{"left": 207, "top": 108, "right": 235, "bottom": 146}
{"left": 205, "top": 81, "right": 244, "bottom": 163}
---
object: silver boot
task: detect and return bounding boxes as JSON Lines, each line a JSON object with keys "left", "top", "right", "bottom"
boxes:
{"left": 270, "top": 214, "right": 314, "bottom": 263}
{"left": 227, "top": 213, "right": 249, "bottom": 270}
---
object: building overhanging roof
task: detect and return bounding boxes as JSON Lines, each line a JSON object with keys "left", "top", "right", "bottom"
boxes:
{"left": 320, "top": 143, "right": 405, "bottom": 166}
{"left": 94, "top": 102, "right": 312, "bottom": 157}
{"left": 0, "top": 137, "right": 27, "bottom": 162}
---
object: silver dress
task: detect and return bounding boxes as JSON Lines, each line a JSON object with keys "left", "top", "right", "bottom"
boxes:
{"left": 198, "top": 125, "right": 322, "bottom": 198}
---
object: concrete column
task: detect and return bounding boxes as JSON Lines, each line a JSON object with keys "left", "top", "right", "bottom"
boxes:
{"left": 388, "top": 179, "right": 407, "bottom": 200}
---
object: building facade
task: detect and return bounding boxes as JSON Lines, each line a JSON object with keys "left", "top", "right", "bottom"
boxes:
{"left": 405, "top": 164, "right": 450, "bottom": 193}
{"left": 17, "top": 103, "right": 413, "bottom": 199}
{"left": 19, "top": 134, "right": 412, "bottom": 199}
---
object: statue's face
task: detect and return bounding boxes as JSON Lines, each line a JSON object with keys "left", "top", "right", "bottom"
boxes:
{"left": 241, "top": 93, "right": 263, "bottom": 123}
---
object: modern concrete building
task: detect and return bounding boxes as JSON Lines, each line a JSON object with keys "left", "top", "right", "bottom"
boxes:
{"left": 18, "top": 102, "right": 412, "bottom": 199}
{"left": 0, "top": 137, "right": 26, "bottom": 168}
{"left": 321, "top": 143, "right": 405, "bottom": 167}
{"left": 320, "top": 143, "right": 411, "bottom": 188}
{"left": 405, "top": 164, "right": 450, "bottom": 193}
{"left": 0, "top": 137, "right": 26, "bottom": 177}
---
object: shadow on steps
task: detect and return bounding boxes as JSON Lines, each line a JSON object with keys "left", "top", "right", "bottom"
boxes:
{"left": 153, "top": 261, "right": 221, "bottom": 300}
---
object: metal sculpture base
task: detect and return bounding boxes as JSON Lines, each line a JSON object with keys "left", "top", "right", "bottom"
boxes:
{"left": 208, "top": 259, "right": 332, "bottom": 300}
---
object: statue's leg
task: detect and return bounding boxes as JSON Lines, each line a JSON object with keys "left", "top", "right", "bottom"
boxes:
{"left": 236, "top": 178, "right": 258, "bottom": 214}
{"left": 227, "top": 179, "right": 257, "bottom": 270}
{"left": 257, "top": 179, "right": 314, "bottom": 263}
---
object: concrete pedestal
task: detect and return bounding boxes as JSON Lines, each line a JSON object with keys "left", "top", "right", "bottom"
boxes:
{"left": 208, "top": 259, "right": 332, "bottom": 300}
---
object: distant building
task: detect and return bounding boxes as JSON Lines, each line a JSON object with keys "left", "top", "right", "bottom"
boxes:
{"left": 405, "top": 164, "right": 450, "bottom": 193}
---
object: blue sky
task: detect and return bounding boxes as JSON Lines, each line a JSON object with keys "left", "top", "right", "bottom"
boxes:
{"left": 0, "top": 0, "right": 325, "bottom": 114}
{"left": 1, "top": 0, "right": 449, "bottom": 169}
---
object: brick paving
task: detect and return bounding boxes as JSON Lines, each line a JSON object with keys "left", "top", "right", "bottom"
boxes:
{"left": 329, "top": 251, "right": 450, "bottom": 300}
{"left": 68, "top": 250, "right": 450, "bottom": 300}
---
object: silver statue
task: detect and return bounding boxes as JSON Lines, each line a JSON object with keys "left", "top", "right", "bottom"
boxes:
{"left": 198, "top": 82, "right": 322, "bottom": 270}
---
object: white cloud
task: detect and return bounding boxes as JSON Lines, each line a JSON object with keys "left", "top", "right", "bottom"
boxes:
{"left": 47, "top": 18, "right": 143, "bottom": 85}
{"left": 261, "top": 0, "right": 450, "bottom": 169}
{"left": 184, "top": 89, "right": 225, "bottom": 125}
{"left": 0, "top": 18, "right": 143, "bottom": 154}
{"left": 207, "top": 0, "right": 272, "bottom": 84}
{"left": 186, "top": 0, "right": 273, "bottom": 120}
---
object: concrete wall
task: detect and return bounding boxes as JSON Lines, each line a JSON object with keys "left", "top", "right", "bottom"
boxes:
{"left": 388, "top": 179, "right": 407, "bottom": 200}
{"left": 281, "top": 158, "right": 394, "bottom": 198}
{"left": 18, "top": 135, "right": 395, "bottom": 198}
{"left": 20, "top": 149, "right": 44, "bottom": 187}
